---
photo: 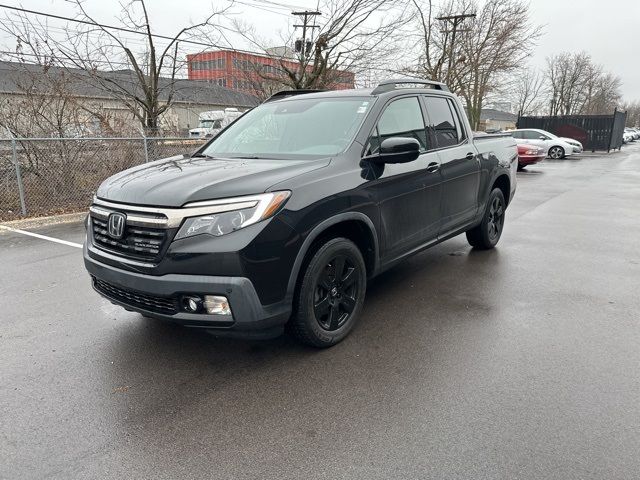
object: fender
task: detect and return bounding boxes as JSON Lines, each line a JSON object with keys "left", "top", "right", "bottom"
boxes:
{"left": 285, "top": 212, "right": 380, "bottom": 302}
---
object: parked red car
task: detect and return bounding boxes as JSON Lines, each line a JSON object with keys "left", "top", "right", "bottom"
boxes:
{"left": 517, "top": 144, "right": 546, "bottom": 169}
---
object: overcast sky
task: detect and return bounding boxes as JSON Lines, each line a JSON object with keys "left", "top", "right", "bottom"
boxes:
{"left": 3, "top": 0, "right": 640, "bottom": 101}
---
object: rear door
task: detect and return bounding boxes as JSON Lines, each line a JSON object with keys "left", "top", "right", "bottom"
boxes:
{"left": 363, "top": 96, "right": 442, "bottom": 259}
{"left": 422, "top": 95, "right": 480, "bottom": 234}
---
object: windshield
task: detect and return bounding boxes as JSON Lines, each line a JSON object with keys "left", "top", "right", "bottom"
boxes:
{"left": 541, "top": 130, "right": 558, "bottom": 139}
{"left": 202, "top": 97, "right": 374, "bottom": 159}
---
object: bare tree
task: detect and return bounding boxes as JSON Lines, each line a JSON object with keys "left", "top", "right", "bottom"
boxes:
{"left": 546, "top": 52, "right": 622, "bottom": 116}
{"left": 230, "top": 0, "right": 408, "bottom": 92}
{"left": 409, "top": 0, "right": 541, "bottom": 130}
{"left": 547, "top": 52, "right": 590, "bottom": 115}
{"left": 1, "top": 0, "right": 228, "bottom": 135}
{"left": 621, "top": 100, "right": 640, "bottom": 127}
{"left": 509, "top": 70, "right": 547, "bottom": 116}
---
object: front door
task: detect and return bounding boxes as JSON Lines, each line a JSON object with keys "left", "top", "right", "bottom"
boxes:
{"left": 522, "top": 130, "right": 548, "bottom": 149}
{"left": 362, "top": 96, "right": 442, "bottom": 261}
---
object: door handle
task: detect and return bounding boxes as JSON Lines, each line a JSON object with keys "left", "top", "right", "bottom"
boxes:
{"left": 466, "top": 152, "right": 475, "bottom": 160}
{"left": 426, "top": 162, "right": 440, "bottom": 173}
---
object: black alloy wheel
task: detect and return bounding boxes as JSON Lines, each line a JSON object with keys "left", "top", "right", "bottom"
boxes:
{"left": 466, "top": 188, "right": 506, "bottom": 250}
{"left": 291, "top": 237, "right": 366, "bottom": 347}
{"left": 313, "top": 254, "right": 359, "bottom": 331}
{"left": 486, "top": 195, "right": 505, "bottom": 243}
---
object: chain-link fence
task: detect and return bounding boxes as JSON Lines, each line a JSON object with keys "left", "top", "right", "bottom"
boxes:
{"left": 0, "top": 136, "right": 208, "bottom": 221}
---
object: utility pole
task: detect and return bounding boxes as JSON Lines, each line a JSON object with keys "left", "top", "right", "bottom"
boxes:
{"left": 436, "top": 13, "right": 475, "bottom": 85}
{"left": 292, "top": 10, "right": 321, "bottom": 86}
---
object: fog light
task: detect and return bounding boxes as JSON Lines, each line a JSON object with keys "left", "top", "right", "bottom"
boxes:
{"left": 203, "top": 295, "right": 231, "bottom": 316}
{"left": 182, "top": 296, "right": 202, "bottom": 313}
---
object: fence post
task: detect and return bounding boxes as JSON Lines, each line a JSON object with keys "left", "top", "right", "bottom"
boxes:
{"left": 142, "top": 134, "right": 149, "bottom": 163}
{"left": 8, "top": 131, "right": 27, "bottom": 216}
{"left": 606, "top": 108, "right": 617, "bottom": 153}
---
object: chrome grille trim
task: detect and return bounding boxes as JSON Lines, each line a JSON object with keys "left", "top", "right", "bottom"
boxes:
{"left": 92, "top": 197, "right": 261, "bottom": 229}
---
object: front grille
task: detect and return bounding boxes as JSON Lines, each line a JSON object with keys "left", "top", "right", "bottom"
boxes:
{"left": 91, "top": 216, "right": 167, "bottom": 261}
{"left": 93, "top": 277, "right": 178, "bottom": 314}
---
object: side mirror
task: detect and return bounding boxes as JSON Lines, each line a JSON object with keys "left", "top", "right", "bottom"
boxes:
{"left": 539, "top": 135, "right": 547, "bottom": 140}
{"left": 365, "top": 137, "right": 421, "bottom": 164}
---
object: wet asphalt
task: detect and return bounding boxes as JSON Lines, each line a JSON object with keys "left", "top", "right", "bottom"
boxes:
{"left": 1, "top": 145, "right": 640, "bottom": 479}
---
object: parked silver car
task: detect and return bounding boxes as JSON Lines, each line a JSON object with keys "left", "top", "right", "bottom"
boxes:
{"left": 509, "top": 129, "right": 582, "bottom": 158}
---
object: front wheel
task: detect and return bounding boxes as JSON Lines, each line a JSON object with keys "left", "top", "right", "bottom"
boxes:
{"left": 291, "top": 238, "right": 367, "bottom": 348}
{"left": 466, "top": 188, "right": 506, "bottom": 250}
{"left": 548, "top": 146, "right": 565, "bottom": 159}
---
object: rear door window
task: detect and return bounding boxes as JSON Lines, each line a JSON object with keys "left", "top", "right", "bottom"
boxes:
{"left": 423, "top": 96, "right": 459, "bottom": 148}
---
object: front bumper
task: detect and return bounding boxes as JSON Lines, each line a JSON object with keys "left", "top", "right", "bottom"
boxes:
{"left": 518, "top": 155, "right": 545, "bottom": 166}
{"left": 84, "top": 244, "right": 291, "bottom": 339}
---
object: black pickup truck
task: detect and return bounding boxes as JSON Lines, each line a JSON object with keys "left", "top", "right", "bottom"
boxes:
{"left": 84, "top": 79, "right": 517, "bottom": 347}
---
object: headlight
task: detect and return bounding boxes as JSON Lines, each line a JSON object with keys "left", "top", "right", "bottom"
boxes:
{"left": 174, "top": 191, "right": 290, "bottom": 240}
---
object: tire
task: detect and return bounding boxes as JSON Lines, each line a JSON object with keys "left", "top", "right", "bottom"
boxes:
{"left": 466, "top": 188, "right": 506, "bottom": 250}
{"left": 548, "top": 146, "right": 565, "bottom": 159}
{"left": 291, "top": 237, "right": 367, "bottom": 348}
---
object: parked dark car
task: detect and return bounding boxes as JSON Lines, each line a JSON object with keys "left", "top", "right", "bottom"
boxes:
{"left": 84, "top": 79, "right": 518, "bottom": 347}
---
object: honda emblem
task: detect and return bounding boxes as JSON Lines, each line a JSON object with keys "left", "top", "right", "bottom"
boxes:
{"left": 107, "top": 212, "right": 126, "bottom": 239}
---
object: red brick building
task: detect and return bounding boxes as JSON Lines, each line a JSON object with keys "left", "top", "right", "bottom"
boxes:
{"left": 186, "top": 50, "right": 355, "bottom": 95}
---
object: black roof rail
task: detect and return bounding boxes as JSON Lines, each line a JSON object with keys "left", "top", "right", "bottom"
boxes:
{"left": 371, "top": 78, "right": 449, "bottom": 95}
{"left": 263, "top": 89, "right": 326, "bottom": 103}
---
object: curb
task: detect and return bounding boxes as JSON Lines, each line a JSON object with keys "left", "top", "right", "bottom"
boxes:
{"left": 0, "top": 212, "right": 86, "bottom": 230}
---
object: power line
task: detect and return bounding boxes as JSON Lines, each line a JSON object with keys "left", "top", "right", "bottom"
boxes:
{"left": 0, "top": 3, "right": 324, "bottom": 74}
{"left": 232, "top": 0, "right": 291, "bottom": 17}
{"left": 0, "top": 3, "right": 257, "bottom": 54}
{"left": 0, "top": 50, "right": 188, "bottom": 70}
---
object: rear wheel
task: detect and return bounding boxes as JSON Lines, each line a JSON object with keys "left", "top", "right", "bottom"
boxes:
{"left": 548, "top": 146, "right": 565, "bottom": 159}
{"left": 466, "top": 188, "right": 506, "bottom": 250}
{"left": 291, "top": 238, "right": 366, "bottom": 348}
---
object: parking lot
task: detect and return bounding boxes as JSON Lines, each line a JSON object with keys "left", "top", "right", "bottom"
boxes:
{"left": 1, "top": 145, "right": 640, "bottom": 479}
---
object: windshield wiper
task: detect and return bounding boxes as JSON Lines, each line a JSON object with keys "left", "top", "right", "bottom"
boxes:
{"left": 191, "top": 152, "right": 216, "bottom": 159}
{"left": 228, "top": 155, "right": 263, "bottom": 159}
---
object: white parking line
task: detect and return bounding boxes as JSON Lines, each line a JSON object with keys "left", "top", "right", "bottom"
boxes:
{"left": 0, "top": 225, "right": 83, "bottom": 249}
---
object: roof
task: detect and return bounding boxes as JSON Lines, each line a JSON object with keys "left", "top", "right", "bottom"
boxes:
{"left": 269, "top": 88, "right": 375, "bottom": 102}
{"left": 480, "top": 108, "right": 517, "bottom": 122}
{"left": 0, "top": 60, "right": 259, "bottom": 108}
{"left": 266, "top": 83, "right": 457, "bottom": 103}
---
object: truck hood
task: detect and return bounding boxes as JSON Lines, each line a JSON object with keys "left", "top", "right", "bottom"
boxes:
{"left": 96, "top": 154, "right": 330, "bottom": 207}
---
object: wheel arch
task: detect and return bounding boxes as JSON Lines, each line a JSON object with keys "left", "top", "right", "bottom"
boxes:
{"left": 491, "top": 174, "right": 511, "bottom": 206}
{"left": 285, "top": 212, "right": 379, "bottom": 302}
